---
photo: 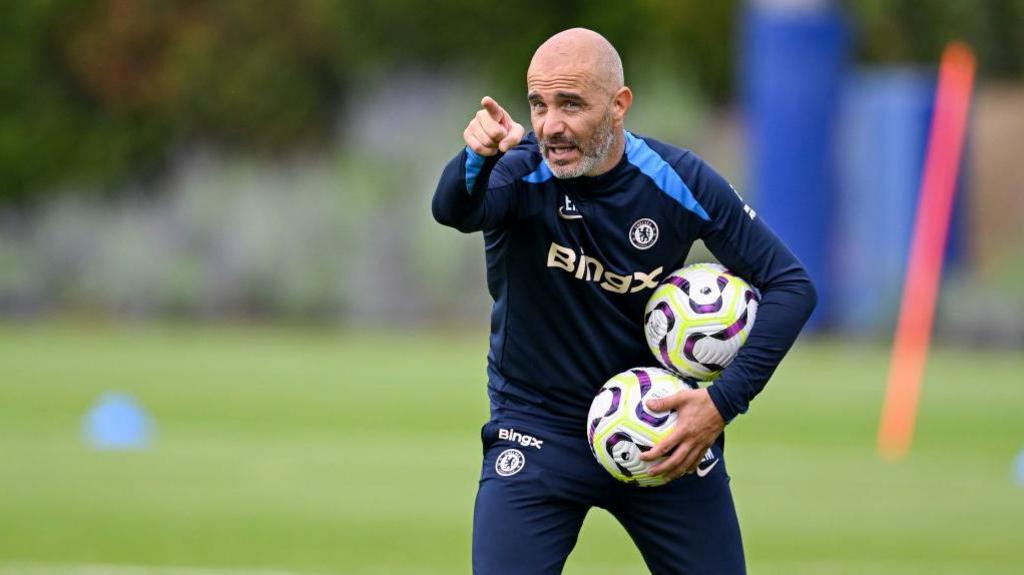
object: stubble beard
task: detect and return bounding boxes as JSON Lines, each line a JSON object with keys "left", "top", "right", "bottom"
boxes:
{"left": 542, "top": 112, "right": 617, "bottom": 179}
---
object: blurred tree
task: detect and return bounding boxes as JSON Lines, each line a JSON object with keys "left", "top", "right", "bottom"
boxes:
{"left": 848, "top": 0, "right": 1024, "bottom": 78}
{"left": 1, "top": 0, "right": 348, "bottom": 201}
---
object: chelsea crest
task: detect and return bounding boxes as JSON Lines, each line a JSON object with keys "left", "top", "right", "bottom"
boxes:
{"left": 629, "top": 218, "right": 659, "bottom": 250}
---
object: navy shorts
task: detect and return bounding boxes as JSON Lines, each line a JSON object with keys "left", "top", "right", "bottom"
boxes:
{"left": 472, "top": 418, "right": 745, "bottom": 574}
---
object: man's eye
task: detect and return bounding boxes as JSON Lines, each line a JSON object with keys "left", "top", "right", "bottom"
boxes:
{"left": 563, "top": 101, "right": 582, "bottom": 111}
{"left": 531, "top": 102, "right": 547, "bottom": 112}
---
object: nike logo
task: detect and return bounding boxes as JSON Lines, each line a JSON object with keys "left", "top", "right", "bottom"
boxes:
{"left": 558, "top": 206, "right": 583, "bottom": 220}
{"left": 695, "top": 458, "right": 719, "bottom": 478}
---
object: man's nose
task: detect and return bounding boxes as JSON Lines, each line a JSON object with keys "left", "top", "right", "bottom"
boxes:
{"left": 542, "top": 111, "right": 567, "bottom": 138}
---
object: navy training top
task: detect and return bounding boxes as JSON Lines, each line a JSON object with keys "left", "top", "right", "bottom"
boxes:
{"left": 432, "top": 131, "right": 817, "bottom": 432}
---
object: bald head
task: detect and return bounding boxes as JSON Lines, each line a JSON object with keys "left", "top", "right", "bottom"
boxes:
{"left": 528, "top": 28, "right": 624, "bottom": 95}
{"left": 525, "top": 28, "right": 632, "bottom": 178}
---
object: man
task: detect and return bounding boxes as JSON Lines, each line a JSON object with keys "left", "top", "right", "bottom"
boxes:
{"left": 433, "top": 28, "right": 816, "bottom": 574}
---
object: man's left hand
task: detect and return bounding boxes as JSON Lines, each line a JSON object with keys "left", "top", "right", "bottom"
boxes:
{"left": 639, "top": 387, "right": 725, "bottom": 482}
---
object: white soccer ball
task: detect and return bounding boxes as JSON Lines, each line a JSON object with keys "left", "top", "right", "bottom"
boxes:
{"left": 587, "top": 367, "right": 695, "bottom": 487}
{"left": 643, "top": 263, "right": 760, "bottom": 381}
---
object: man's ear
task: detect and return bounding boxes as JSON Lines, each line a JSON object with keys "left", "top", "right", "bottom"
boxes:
{"left": 612, "top": 86, "right": 633, "bottom": 126}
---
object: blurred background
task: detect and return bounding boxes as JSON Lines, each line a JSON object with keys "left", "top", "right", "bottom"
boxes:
{"left": 1, "top": 0, "right": 1021, "bottom": 574}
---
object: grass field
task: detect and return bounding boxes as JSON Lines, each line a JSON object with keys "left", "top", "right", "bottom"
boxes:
{"left": 0, "top": 323, "right": 1021, "bottom": 574}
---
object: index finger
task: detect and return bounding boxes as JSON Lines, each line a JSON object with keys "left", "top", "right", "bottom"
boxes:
{"left": 644, "top": 386, "right": 696, "bottom": 413}
{"left": 639, "top": 427, "right": 682, "bottom": 461}
{"left": 481, "top": 96, "right": 505, "bottom": 122}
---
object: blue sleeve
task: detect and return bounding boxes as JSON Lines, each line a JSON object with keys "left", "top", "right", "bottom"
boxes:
{"left": 680, "top": 155, "right": 818, "bottom": 423}
{"left": 432, "top": 147, "right": 519, "bottom": 233}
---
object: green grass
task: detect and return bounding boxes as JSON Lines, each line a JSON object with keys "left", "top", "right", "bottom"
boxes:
{"left": 0, "top": 323, "right": 1021, "bottom": 574}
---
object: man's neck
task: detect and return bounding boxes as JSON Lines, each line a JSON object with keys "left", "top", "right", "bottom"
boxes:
{"left": 586, "top": 128, "right": 626, "bottom": 177}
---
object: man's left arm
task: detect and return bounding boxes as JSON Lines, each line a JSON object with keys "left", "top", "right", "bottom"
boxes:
{"left": 642, "top": 154, "right": 817, "bottom": 479}
{"left": 690, "top": 158, "right": 817, "bottom": 422}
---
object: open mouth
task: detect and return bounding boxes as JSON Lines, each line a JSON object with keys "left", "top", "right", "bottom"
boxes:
{"left": 546, "top": 145, "right": 579, "bottom": 162}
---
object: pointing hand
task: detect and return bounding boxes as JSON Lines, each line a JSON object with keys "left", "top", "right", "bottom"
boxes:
{"left": 463, "top": 97, "right": 525, "bottom": 156}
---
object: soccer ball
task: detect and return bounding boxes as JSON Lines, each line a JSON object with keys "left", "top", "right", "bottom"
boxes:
{"left": 587, "top": 367, "right": 695, "bottom": 487}
{"left": 643, "top": 263, "right": 759, "bottom": 381}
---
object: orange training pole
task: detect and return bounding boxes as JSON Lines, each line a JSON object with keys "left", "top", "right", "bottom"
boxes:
{"left": 878, "top": 42, "right": 976, "bottom": 461}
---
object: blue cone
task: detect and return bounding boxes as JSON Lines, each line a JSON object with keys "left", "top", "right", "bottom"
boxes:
{"left": 83, "top": 392, "right": 153, "bottom": 450}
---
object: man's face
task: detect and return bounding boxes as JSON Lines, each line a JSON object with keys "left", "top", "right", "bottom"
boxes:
{"left": 527, "top": 75, "right": 616, "bottom": 179}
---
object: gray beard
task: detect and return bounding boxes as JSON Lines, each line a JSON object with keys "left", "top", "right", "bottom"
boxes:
{"left": 543, "top": 114, "right": 617, "bottom": 179}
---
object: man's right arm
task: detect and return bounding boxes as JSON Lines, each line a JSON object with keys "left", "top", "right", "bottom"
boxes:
{"left": 432, "top": 148, "right": 516, "bottom": 233}
{"left": 432, "top": 96, "right": 525, "bottom": 233}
